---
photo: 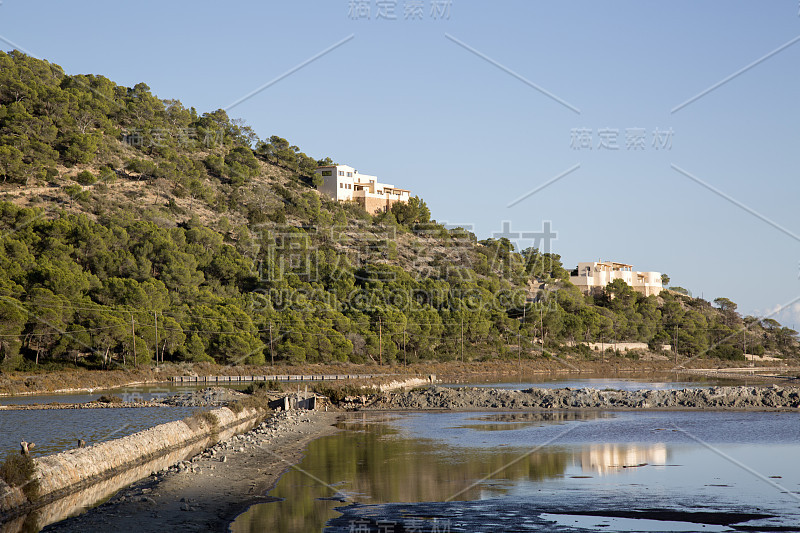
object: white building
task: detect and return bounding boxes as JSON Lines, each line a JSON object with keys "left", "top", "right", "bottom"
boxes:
{"left": 315, "top": 164, "right": 410, "bottom": 214}
{"left": 570, "top": 260, "right": 663, "bottom": 297}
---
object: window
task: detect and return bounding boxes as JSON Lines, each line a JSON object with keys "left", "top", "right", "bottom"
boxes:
{"left": 340, "top": 183, "right": 344, "bottom": 188}
{"left": 347, "top": 172, "right": 353, "bottom": 177}
{"left": 347, "top": 184, "right": 352, "bottom": 189}
{"left": 339, "top": 171, "right": 344, "bottom": 176}
{"left": 321, "top": 170, "right": 332, "bottom": 176}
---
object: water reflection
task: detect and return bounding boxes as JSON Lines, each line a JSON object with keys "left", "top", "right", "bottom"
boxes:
{"left": 231, "top": 410, "right": 800, "bottom": 533}
{"left": 441, "top": 372, "right": 764, "bottom": 390}
{"left": 232, "top": 413, "right": 622, "bottom": 533}
{"left": 455, "top": 411, "right": 612, "bottom": 432}
{"left": 576, "top": 443, "right": 668, "bottom": 475}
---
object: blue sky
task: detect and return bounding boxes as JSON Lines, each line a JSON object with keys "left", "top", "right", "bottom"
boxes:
{"left": 1, "top": 1, "right": 799, "bottom": 324}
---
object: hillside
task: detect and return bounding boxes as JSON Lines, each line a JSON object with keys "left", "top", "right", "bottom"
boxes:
{"left": 0, "top": 50, "right": 797, "bottom": 371}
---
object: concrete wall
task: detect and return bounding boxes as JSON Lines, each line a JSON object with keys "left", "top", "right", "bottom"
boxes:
{"left": 379, "top": 375, "right": 438, "bottom": 392}
{"left": 0, "top": 406, "right": 264, "bottom": 518}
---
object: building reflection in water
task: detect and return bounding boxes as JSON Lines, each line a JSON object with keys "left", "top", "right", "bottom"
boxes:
{"left": 576, "top": 443, "right": 668, "bottom": 475}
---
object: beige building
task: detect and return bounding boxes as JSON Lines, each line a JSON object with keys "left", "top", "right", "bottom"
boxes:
{"left": 570, "top": 261, "right": 663, "bottom": 297}
{"left": 315, "top": 164, "right": 410, "bottom": 214}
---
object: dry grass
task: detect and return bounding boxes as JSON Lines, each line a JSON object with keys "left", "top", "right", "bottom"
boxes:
{"left": 185, "top": 410, "right": 220, "bottom": 432}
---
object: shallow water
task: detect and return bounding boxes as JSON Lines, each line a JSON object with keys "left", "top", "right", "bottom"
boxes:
{"left": 230, "top": 410, "right": 800, "bottom": 533}
{"left": 0, "top": 383, "right": 250, "bottom": 405}
{"left": 0, "top": 406, "right": 197, "bottom": 456}
{"left": 440, "top": 373, "right": 762, "bottom": 391}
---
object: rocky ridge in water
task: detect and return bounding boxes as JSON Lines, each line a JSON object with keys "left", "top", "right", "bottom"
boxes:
{"left": 369, "top": 385, "right": 800, "bottom": 410}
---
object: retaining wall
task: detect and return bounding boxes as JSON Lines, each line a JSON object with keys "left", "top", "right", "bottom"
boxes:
{"left": 0, "top": 405, "right": 265, "bottom": 520}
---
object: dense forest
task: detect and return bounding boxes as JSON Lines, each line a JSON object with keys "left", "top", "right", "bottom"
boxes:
{"left": 0, "top": 50, "right": 796, "bottom": 370}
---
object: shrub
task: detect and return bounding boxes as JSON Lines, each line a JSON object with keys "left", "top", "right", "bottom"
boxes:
{"left": 63, "top": 184, "right": 90, "bottom": 201}
{"left": 99, "top": 167, "right": 117, "bottom": 183}
{"left": 312, "top": 383, "right": 378, "bottom": 404}
{"left": 96, "top": 395, "right": 123, "bottom": 403}
{"left": 73, "top": 170, "right": 96, "bottom": 185}
{"left": 708, "top": 344, "right": 745, "bottom": 361}
{"left": 0, "top": 453, "right": 39, "bottom": 500}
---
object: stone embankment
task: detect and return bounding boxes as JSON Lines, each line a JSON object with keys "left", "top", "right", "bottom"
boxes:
{"left": 0, "top": 401, "right": 265, "bottom": 518}
{"left": 0, "top": 400, "right": 168, "bottom": 411}
{"left": 372, "top": 385, "right": 800, "bottom": 411}
{"left": 378, "top": 375, "right": 437, "bottom": 392}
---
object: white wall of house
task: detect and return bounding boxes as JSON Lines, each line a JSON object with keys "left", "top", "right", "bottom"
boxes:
{"left": 570, "top": 261, "right": 663, "bottom": 297}
{"left": 317, "top": 164, "right": 358, "bottom": 201}
{"left": 315, "top": 164, "right": 411, "bottom": 208}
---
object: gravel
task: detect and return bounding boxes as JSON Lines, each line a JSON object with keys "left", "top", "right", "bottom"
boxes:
{"left": 161, "top": 387, "right": 248, "bottom": 407}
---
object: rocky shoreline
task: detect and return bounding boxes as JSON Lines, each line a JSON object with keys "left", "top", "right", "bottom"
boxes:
{"left": 368, "top": 385, "right": 800, "bottom": 411}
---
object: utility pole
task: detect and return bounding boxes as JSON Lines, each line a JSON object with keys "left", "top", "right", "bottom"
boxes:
{"left": 540, "top": 305, "right": 544, "bottom": 351}
{"left": 522, "top": 304, "right": 526, "bottom": 356}
{"left": 613, "top": 322, "right": 617, "bottom": 354}
{"left": 460, "top": 316, "right": 464, "bottom": 363}
{"left": 154, "top": 311, "right": 159, "bottom": 366}
{"left": 403, "top": 327, "right": 407, "bottom": 367}
{"left": 379, "top": 317, "right": 382, "bottom": 366}
{"left": 131, "top": 315, "right": 137, "bottom": 369}
{"left": 744, "top": 325, "right": 749, "bottom": 365}
{"left": 674, "top": 324, "right": 679, "bottom": 365}
{"left": 269, "top": 323, "right": 274, "bottom": 366}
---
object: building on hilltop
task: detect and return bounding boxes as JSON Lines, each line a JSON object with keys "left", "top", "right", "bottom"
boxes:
{"left": 315, "top": 164, "right": 410, "bottom": 214}
{"left": 569, "top": 260, "right": 663, "bottom": 297}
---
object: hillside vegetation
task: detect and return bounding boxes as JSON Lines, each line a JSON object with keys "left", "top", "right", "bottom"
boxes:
{"left": 0, "top": 50, "right": 796, "bottom": 370}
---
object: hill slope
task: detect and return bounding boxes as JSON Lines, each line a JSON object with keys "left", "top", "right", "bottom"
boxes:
{"left": 0, "top": 50, "right": 796, "bottom": 370}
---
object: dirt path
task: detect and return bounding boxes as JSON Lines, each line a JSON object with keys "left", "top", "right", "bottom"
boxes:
{"left": 43, "top": 410, "right": 340, "bottom": 533}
